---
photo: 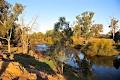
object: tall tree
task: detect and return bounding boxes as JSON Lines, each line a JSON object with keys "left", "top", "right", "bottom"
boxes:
{"left": 53, "top": 17, "right": 73, "bottom": 74}
{"left": 76, "top": 11, "right": 94, "bottom": 39}
{"left": 20, "top": 17, "right": 37, "bottom": 54}
{"left": 0, "top": 0, "right": 24, "bottom": 53}
{"left": 109, "top": 18, "right": 119, "bottom": 39}
{"left": 54, "top": 17, "right": 73, "bottom": 47}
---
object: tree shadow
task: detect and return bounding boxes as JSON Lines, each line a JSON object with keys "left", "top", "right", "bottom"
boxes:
{"left": 14, "top": 53, "right": 56, "bottom": 80}
{"left": 0, "top": 62, "right": 9, "bottom": 77}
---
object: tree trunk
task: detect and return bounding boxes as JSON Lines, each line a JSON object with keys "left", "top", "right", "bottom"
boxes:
{"left": 8, "top": 40, "right": 11, "bottom": 53}
{"left": 113, "top": 28, "right": 115, "bottom": 39}
{"left": 22, "top": 34, "right": 28, "bottom": 54}
{"left": 61, "top": 63, "right": 63, "bottom": 74}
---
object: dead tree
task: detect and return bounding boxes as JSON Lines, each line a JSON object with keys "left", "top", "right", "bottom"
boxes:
{"left": 20, "top": 17, "right": 37, "bottom": 54}
{"left": 109, "top": 18, "right": 119, "bottom": 39}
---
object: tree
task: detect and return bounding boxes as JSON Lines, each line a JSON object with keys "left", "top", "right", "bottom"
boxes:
{"left": 114, "top": 31, "right": 120, "bottom": 43}
{"left": 76, "top": 11, "right": 94, "bottom": 39}
{"left": 52, "top": 17, "right": 73, "bottom": 74}
{"left": 20, "top": 17, "right": 37, "bottom": 54}
{"left": 45, "top": 30, "right": 53, "bottom": 37}
{"left": 54, "top": 17, "right": 73, "bottom": 47}
{"left": 90, "top": 24, "right": 103, "bottom": 37}
{"left": 109, "top": 18, "right": 119, "bottom": 39}
{"left": 0, "top": 0, "right": 24, "bottom": 53}
{"left": 73, "top": 24, "right": 82, "bottom": 38}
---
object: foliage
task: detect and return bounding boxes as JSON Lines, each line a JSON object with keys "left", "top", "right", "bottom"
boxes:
{"left": 0, "top": 1, "right": 24, "bottom": 37}
{"left": 72, "top": 36, "right": 85, "bottom": 45}
{"left": 90, "top": 24, "right": 103, "bottom": 37}
{"left": 114, "top": 31, "right": 120, "bottom": 43}
{"left": 76, "top": 11, "right": 94, "bottom": 39}
{"left": 0, "top": 0, "right": 24, "bottom": 53}
{"left": 53, "top": 17, "right": 73, "bottom": 47}
{"left": 30, "top": 32, "right": 54, "bottom": 45}
{"left": 82, "top": 38, "right": 118, "bottom": 56}
{"left": 30, "top": 32, "right": 45, "bottom": 44}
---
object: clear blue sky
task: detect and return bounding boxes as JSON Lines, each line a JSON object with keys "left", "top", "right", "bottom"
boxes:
{"left": 8, "top": 0, "right": 120, "bottom": 33}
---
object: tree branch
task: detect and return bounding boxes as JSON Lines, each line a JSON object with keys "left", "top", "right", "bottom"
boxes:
{"left": 0, "top": 37, "right": 8, "bottom": 41}
{"left": 0, "top": 20, "right": 4, "bottom": 26}
{"left": 28, "top": 16, "right": 38, "bottom": 30}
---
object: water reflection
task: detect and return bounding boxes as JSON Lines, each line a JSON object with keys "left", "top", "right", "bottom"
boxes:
{"left": 79, "top": 57, "right": 93, "bottom": 80}
{"left": 113, "top": 58, "right": 120, "bottom": 69}
{"left": 36, "top": 45, "right": 120, "bottom": 80}
{"left": 64, "top": 49, "right": 120, "bottom": 80}
{"left": 65, "top": 51, "right": 93, "bottom": 80}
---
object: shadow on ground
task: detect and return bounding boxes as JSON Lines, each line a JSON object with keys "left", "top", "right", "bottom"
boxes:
{"left": 14, "top": 53, "right": 56, "bottom": 80}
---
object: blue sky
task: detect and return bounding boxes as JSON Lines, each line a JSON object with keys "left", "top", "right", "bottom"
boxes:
{"left": 8, "top": 0, "right": 120, "bottom": 33}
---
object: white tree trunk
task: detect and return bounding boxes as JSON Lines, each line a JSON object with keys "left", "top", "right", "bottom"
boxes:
{"left": 8, "top": 40, "right": 11, "bottom": 53}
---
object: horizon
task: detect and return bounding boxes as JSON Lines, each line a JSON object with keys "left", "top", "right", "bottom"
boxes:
{"left": 8, "top": 0, "right": 120, "bottom": 34}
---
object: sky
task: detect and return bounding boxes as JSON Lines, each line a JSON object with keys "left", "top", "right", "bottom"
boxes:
{"left": 7, "top": 0, "right": 120, "bottom": 34}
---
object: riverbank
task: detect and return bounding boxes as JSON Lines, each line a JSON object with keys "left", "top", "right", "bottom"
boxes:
{"left": 0, "top": 52, "right": 65, "bottom": 80}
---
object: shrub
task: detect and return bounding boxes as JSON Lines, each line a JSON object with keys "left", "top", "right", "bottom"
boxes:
{"left": 72, "top": 36, "right": 85, "bottom": 45}
{"left": 82, "top": 38, "right": 118, "bottom": 56}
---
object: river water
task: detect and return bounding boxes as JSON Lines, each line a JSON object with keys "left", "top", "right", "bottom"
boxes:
{"left": 36, "top": 44, "right": 120, "bottom": 80}
{"left": 65, "top": 51, "right": 120, "bottom": 80}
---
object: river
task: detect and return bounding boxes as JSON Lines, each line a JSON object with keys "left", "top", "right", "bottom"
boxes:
{"left": 36, "top": 44, "right": 120, "bottom": 80}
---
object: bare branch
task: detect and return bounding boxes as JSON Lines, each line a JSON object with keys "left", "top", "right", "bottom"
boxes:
{"left": 29, "top": 16, "right": 38, "bottom": 29}
{"left": 0, "top": 37, "right": 8, "bottom": 41}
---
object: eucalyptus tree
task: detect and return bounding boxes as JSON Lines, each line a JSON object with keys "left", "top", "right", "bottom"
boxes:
{"left": 91, "top": 24, "right": 103, "bottom": 37}
{"left": 0, "top": 0, "right": 24, "bottom": 53}
{"left": 76, "top": 11, "right": 94, "bottom": 39}
{"left": 73, "top": 24, "right": 82, "bottom": 38}
{"left": 53, "top": 17, "right": 73, "bottom": 74}
{"left": 54, "top": 17, "right": 73, "bottom": 47}
{"left": 109, "top": 18, "right": 119, "bottom": 39}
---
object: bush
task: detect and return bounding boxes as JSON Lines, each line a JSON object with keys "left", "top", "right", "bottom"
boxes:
{"left": 82, "top": 38, "right": 118, "bottom": 56}
{"left": 72, "top": 36, "right": 85, "bottom": 45}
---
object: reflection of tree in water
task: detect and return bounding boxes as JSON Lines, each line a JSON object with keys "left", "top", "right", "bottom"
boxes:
{"left": 113, "top": 58, "right": 120, "bottom": 69}
{"left": 75, "top": 54, "right": 93, "bottom": 80}
{"left": 63, "top": 50, "right": 93, "bottom": 80}
{"left": 90, "top": 56, "right": 114, "bottom": 67}
{"left": 81, "top": 58, "right": 93, "bottom": 80}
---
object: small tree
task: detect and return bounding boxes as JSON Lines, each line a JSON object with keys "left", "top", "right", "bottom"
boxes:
{"left": 90, "top": 24, "right": 103, "bottom": 37}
